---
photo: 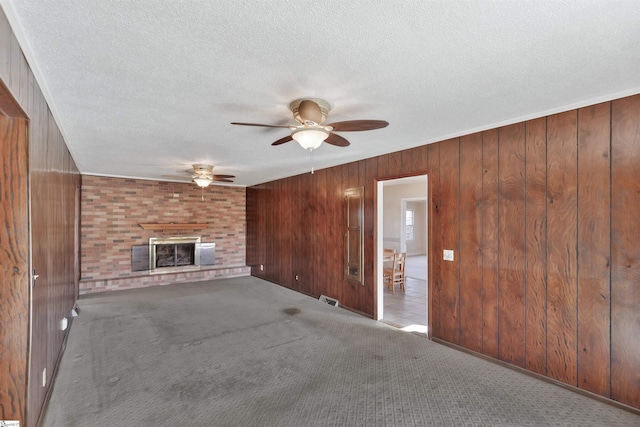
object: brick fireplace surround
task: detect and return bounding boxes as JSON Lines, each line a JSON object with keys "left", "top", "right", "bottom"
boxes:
{"left": 80, "top": 175, "right": 249, "bottom": 294}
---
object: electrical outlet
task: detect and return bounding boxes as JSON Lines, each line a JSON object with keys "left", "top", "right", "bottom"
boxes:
{"left": 295, "top": 275, "right": 299, "bottom": 281}
{"left": 443, "top": 250, "right": 454, "bottom": 261}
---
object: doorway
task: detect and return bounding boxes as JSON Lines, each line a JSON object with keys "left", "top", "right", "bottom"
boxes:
{"left": 376, "top": 174, "right": 428, "bottom": 333}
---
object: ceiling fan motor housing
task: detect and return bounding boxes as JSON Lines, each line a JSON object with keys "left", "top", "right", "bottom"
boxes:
{"left": 290, "top": 98, "right": 331, "bottom": 125}
{"left": 192, "top": 164, "right": 214, "bottom": 176}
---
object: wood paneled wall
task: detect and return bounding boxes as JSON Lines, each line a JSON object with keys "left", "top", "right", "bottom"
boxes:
{"left": 0, "top": 9, "right": 80, "bottom": 427}
{"left": 247, "top": 94, "right": 640, "bottom": 409}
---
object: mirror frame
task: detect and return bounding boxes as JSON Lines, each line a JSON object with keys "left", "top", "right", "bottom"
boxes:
{"left": 344, "top": 186, "right": 364, "bottom": 284}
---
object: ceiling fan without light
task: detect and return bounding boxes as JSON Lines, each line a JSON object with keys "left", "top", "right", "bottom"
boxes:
{"left": 231, "top": 98, "right": 389, "bottom": 151}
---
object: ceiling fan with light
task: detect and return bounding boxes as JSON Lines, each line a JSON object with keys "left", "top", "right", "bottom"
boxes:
{"left": 163, "top": 164, "right": 235, "bottom": 188}
{"left": 231, "top": 98, "right": 389, "bottom": 151}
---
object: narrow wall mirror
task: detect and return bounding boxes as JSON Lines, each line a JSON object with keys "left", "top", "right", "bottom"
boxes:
{"left": 344, "top": 186, "right": 364, "bottom": 284}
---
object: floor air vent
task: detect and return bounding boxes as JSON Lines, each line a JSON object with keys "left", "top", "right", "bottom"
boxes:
{"left": 319, "top": 295, "right": 339, "bottom": 307}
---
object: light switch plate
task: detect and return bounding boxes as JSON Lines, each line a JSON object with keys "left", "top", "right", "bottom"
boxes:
{"left": 443, "top": 250, "right": 454, "bottom": 261}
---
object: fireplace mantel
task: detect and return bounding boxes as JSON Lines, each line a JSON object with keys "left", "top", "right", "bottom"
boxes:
{"left": 139, "top": 223, "right": 208, "bottom": 230}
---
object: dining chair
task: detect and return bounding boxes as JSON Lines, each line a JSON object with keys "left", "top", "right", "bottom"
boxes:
{"left": 383, "top": 252, "right": 406, "bottom": 294}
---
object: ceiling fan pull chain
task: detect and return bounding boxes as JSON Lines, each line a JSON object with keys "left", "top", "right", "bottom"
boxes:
{"left": 309, "top": 148, "right": 314, "bottom": 174}
{"left": 201, "top": 187, "right": 205, "bottom": 202}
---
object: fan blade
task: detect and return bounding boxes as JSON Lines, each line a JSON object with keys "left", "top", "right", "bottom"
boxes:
{"left": 231, "top": 122, "right": 291, "bottom": 128}
{"left": 213, "top": 178, "right": 234, "bottom": 183}
{"left": 326, "top": 120, "right": 389, "bottom": 132}
{"left": 325, "top": 133, "right": 350, "bottom": 147}
{"left": 212, "top": 174, "right": 235, "bottom": 179}
{"left": 271, "top": 135, "right": 294, "bottom": 146}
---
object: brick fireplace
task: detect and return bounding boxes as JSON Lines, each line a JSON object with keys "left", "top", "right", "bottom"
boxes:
{"left": 80, "top": 175, "right": 249, "bottom": 294}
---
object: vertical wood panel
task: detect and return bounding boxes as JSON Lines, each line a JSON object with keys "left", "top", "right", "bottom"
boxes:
{"left": 260, "top": 184, "right": 267, "bottom": 277}
{"left": 328, "top": 165, "right": 342, "bottom": 301}
{"left": 577, "top": 102, "right": 611, "bottom": 397}
{"left": 284, "top": 178, "right": 295, "bottom": 288}
{"left": 414, "top": 146, "right": 428, "bottom": 172}
{"left": 314, "top": 169, "right": 328, "bottom": 297}
{"left": 0, "top": 117, "right": 29, "bottom": 424}
{"left": 524, "top": 117, "right": 548, "bottom": 375}
{"left": 364, "top": 157, "right": 378, "bottom": 315}
{"left": 388, "top": 151, "right": 402, "bottom": 176}
{"left": 611, "top": 96, "right": 640, "bottom": 408}
{"left": 498, "top": 123, "right": 526, "bottom": 367}
{"left": 349, "top": 161, "right": 359, "bottom": 187}
{"left": 246, "top": 187, "right": 259, "bottom": 273}
{"left": 546, "top": 111, "right": 578, "bottom": 385}
{"left": 401, "top": 148, "right": 412, "bottom": 173}
{"left": 265, "top": 182, "right": 277, "bottom": 283}
{"left": 266, "top": 181, "right": 278, "bottom": 283}
{"left": 8, "top": 33, "right": 20, "bottom": 97}
{"left": 402, "top": 146, "right": 426, "bottom": 174}
{"left": 377, "top": 154, "right": 389, "bottom": 178}
{"left": 458, "top": 133, "right": 483, "bottom": 352}
{"left": 481, "top": 129, "right": 500, "bottom": 358}
{"left": 426, "top": 143, "right": 441, "bottom": 338}
{"left": 17, "top": 44, "right": 28, "bottom": 109}
{"left": 285, "top": 178, "right": 294, "bottom": 288}
{"left": 0, "top": 11, "right": 12, "bottom": 80}
{"left": 438, "top": 138, "right": 460, "bottom": 344}
{"left": 254, "top": 185, "right": 267, "bottom": 278}
{"left": 301, "top": 173, "right": 314, "bottom": 293}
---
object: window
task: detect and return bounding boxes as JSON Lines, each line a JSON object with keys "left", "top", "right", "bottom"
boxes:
{"left": 405, "top": 209, "right": 414, "bottom": 241}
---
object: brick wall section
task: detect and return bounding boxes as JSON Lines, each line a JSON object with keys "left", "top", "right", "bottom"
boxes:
{"left": 80, "top": 175, "right": 248, "bottom": 293}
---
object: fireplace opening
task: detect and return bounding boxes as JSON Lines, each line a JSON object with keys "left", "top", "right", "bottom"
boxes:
{"left": 131, "top": 236, "right": 215, "bottom": 272}
{"left": 149, "top": 236, "right": 201, "bottom": 270}
{"left": 156, "top": 243, "right": 195, "bottom": 268}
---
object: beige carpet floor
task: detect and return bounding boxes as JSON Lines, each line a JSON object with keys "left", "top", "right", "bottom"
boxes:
{"left": 42, "top": 276, "right": 638, "bottom": 426}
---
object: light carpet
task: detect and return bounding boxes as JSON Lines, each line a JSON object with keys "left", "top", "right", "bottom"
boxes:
{"left": 41, "top": 276, "right": 638, "bottom": 426}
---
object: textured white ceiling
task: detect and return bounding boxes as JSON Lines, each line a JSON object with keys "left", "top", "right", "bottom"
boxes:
{"left": 2, "top": 1, "right": 639, "bottom": 186}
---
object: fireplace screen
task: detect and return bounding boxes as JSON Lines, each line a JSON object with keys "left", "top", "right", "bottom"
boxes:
{"left": 131, "top": 237, "right": 215, "bottom": 271}
{"left": 155, "top": 243, "right": 195, "bottom": 267}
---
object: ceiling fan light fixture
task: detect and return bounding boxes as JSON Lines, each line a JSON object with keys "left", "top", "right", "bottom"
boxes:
{"left": 291, "top": 128, "right": 329, "bottom": 151}
{"left": 193, "top": 177, "right": 213, "bottom": 187}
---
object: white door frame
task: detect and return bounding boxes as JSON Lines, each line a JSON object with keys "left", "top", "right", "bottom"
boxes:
{"left": 375, "top": 174, "right": 429, "bottom": 323}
